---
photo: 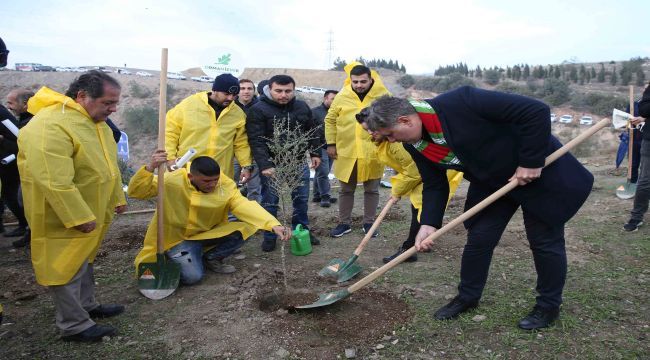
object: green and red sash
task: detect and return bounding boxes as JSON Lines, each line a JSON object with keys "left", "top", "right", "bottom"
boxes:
{"left": 409, "top": 99, "right": 461, "bottom": 166}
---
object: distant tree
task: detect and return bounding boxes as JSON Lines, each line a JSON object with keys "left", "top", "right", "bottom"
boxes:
{"left": 637, "top": 69, "right": 646, "bottom": 86}
{"left": 400, "top": 64, "right": 406, "bottom": 73}
{"left": 590, "top": 66, "right": 597, "bottom": 79}
{"left": 483, "top": 69, "right": 500, "bottom": 85}
{"left": 475, "top": 65, "right": 483, "bottom": 78}
{"left": 569, "top": 66, "right": 578, "bottom": 83}
{"left": 331, "top": 57, "right": 346, "bottom": 71}
{"left": 585, "top": 70, "right": 591, "bottom": 83}
{"left": 512, "top": 65, "right": 521, "bottom": 81}
{"left": 610, "top": 66, "right": 618, "bottom": 85}
{"left": 523, "top": 64, "right": 530, "bottom": 79}
{"left": 597, "top": 64, "right": 606, "bottom": 82}
{"left": 506, "top": 67, "right": 512, "bottom": 79}
{"left": 554, "top": 66, "right": 561, "bottom": 79}
{"left": 539, "top": 78, "right": 571, "bottom": 106}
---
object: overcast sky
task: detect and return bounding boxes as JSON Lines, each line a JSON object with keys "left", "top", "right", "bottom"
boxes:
{"left": 2, "top": 0, "right": 648, "bottom": 74}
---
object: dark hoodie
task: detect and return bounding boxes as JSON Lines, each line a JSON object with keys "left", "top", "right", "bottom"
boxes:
{"left": 246, "top": 87, "right": 320, "bottom": 171}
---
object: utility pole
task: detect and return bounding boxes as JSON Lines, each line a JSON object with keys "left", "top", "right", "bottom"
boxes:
{"left": 326, "top": 29, "right": 334, "bottom": 70}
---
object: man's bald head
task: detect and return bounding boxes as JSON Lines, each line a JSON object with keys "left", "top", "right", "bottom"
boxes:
{"left": 6, "top": 89, "right": 35, "bottom": 116}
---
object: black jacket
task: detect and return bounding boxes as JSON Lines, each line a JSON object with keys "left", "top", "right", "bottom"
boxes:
{"left": 0, "top": 105, "right": 18, "bottom": 160}
{"left": 407, "top": 86, "right": 593, "bottom": 228}
{"left": 311, "top": 103, "right": 328, "bottom": 148}
{"left": 638, "top": 85, "right": 650, "bottom": 143}
{"left": 246, "top": 95, "right": 320, "bottom": 171}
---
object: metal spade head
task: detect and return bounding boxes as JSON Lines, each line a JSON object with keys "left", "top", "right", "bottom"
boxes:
{"left": 137, "top": 254, "right": 181, "bottom": 300}
{"left": 335, "top": 263, "right": 363, "bottom": 283}
{"left": 294, "top": 289, "right": 351, "bottom": 309}
{"left": 318, "top": 258, "right": 346, "bottom": 277}
{"left": 616, "top": 182, "right": 637, "bottom": 200}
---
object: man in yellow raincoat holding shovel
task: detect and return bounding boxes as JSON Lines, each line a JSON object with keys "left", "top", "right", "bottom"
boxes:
{"left": 18, "top": 71, "right": 127, "bottom": 342}
{"left": 165, "top": 73, "right": 254, "bottom": 182}
{"left": 129, "top": 150, "right": 291, "bottom": 285}
{"left": 325, "top": 63, "right": 389, "bottom": 238}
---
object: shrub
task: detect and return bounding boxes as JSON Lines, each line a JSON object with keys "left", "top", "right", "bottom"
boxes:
{"left": 538, "top": 78, "right": 570, "bottom": 106}
{"left": 570, "top": 92, "right": 627, "bottom": 117}
{"left": 129, "top": 81, "right": 152, "bottom": 98}
{"left": 398, "top": 75, "right": 415, "bottom": 88}
{"left": 117, "top": 157, "right": 134, "bottom": 185}
{"left": 414, "top": 74, "right": 474, "bottom": 93}
{"left": 124, "top": 106, "right": 158, "bottom": 136}
{"left": 495, "top": 81, "right": 535, "bottom": 97}
{"left": 483, "top": 69, "right": 500, "bottom": 85}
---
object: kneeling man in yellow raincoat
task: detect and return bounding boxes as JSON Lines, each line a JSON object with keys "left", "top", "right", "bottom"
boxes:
{"left": 129, "top": 151, "right": 290, "bottom": 285}
{"left": 18, "top": 71, "right": 127, "bottom": 342}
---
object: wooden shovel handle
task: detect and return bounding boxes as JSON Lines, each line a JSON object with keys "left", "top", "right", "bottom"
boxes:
{"left": 156, "top": 48, "right": 168, "bottom": 255}
{"left": 348, "top": 117, "right": 611, "bottom": 293}
{"left": 352, "top": 196, "right": 398, "bottom": 256}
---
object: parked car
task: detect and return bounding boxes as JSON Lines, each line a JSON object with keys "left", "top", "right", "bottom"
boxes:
{"left": 33, "top": 65, "right": 55, "bottom": 72}
{"left": 136, "top": 71, "right": 153, "bottom": 77}
{"left": 70, "top": 67, "right": 87, "bottom": 72}
{"left": 559, "top": 114, "right": 573, "bottom": 124}
{"left": 116, "top": 69, "right": 132, "bottom": 75}
{"left": 191, "top": 75, "right": 214, "bottom": 83}
{"left": 579, "top": 115, "right": 593, "bottom": 125}
{"left": 550, "top": 113, "right": 557, "bottom": 122}
{"left": 167, "top": 72, "right": 186, "bottom": 80}
{"left": 55, "top": 67, "right": 73, "bottom": 72}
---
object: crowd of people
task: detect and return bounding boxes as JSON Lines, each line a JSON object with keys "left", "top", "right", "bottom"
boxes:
{"left": 1, "top": 36, "right": 648, "bottom": 343}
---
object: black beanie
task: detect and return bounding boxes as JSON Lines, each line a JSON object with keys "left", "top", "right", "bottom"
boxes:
{"left": 212, "top": 73, "right": 240, "bottom": 94}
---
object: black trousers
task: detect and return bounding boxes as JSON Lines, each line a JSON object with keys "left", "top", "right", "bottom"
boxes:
{"left": 0, "top": 162, "right": 28, "bottom": 227}
{"left": 459, "top": 184, "right": 566, "bottom": 309}
{"left": 402, "top": 205, "right": 420, "bottom": 249}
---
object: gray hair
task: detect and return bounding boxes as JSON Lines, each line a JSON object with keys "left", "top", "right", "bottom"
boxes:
{"left": 13, "top": 89, "right": 35, "bottom": 105}
{"left": 361, "top": 96, "right": 417, "bottom": 131}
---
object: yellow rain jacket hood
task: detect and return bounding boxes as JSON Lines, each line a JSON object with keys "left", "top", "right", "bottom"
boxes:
{"left": 19, "top": 87, "right": 126, "bottom": 286}
{"left": 325, "top": 62, "right": 390, "bottom": 183}
{"left": 376, "top": 141, "right": 463, "bottom": 219}
{"left": 128, "top": 167, "right": 280, "bottom": 270}
{"left": 165, "top": 92, "right": 252, "bottom": 179}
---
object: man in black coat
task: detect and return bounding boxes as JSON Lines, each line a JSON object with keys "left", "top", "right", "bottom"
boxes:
{"left": 361, "top": 87, "right": 594, "bottom": 330}
{"left": 246, "top": 75, "right": 321, "bottom": 252}
{"left": 624, "top": 81, "right": 650, "bottom": 231}
{"left": 311, "top": 90, "right": 338, "bottom": 207}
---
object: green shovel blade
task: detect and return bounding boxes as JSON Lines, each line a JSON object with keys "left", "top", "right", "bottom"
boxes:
{"left": 318, "top": 258, "right": 346, "bottom": 277}
{"left": 137, "top": 254, "right": 181, "bottom": 300}
{"left": 616, "top": 182, "right": 637, "bottom": 199}
{"left": 294, "top": 289, "right": 351, "bottom": 309}
{"left": 336, "top": 263, "right": 363, "bottom": 283}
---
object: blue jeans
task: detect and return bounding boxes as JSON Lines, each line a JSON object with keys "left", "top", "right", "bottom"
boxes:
{"left": 166, "top": 232, "right": 244, "bottom": 285}
{"left": 313, "top": 148, "right": 333, "bottom": 199}
{"left": 260, "top": 164, "right": 310, "bottom": 241}
{"left": 233, "top": 159, "right": 262, "bottom": 203}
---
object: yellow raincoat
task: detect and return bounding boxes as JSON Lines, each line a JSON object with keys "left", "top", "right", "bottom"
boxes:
{"left": 325, "top": 62, "right": 390, "bottom": 183}
{"left": 376, "top": 141, "right": 463, "bottom": 219}
{"left": 165, "top": 92, "right": 252, "bottom": 179}
{"left": 18, "top": 87, "right": 126, "bottom": 286}
{"left": 128, "top": 167, "right": 280, "bottom": 270}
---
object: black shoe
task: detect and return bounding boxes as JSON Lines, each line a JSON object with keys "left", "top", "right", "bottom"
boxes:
{"left": 623, "top": 219, "right": 643, "bottom": 232}
{"left": 434, "top": 296, "right": 479, "bottom": 320}
{"left": 329, "top": 197, "right": 338, "bottom": 204}
{"left": 518, "top": 305, "right": 560, "bottom": 330}
{"left": 362, "top": 223, "right": 378, "bottom": 238}
{"left": 62, "top": 324, "right": 117, "bottom": 342}
{"left": 5, "top": 226, "right": 26, "bottom": 237}
{"left": 310, "top": 232, "right": 320, "bottom": 246}
{"left": 88, "top": 304, "right": 125, "bottom": 319}
{"left": 330, "top": 224, "right": 352, "bottom": 237}
{"left": 320, "top": 197, "right": 331, "bottom": 208}
{"left": 262, "top": 238, "right": 276, "bottom": 252}
{"left": 382, "top": 247, "right": 417, "bottom": 264}
{"left": 312, "top": 196, "right": 321, "bottom": 203}
{"left": 12, "top": 235, "right": 29, "bottom": 248}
